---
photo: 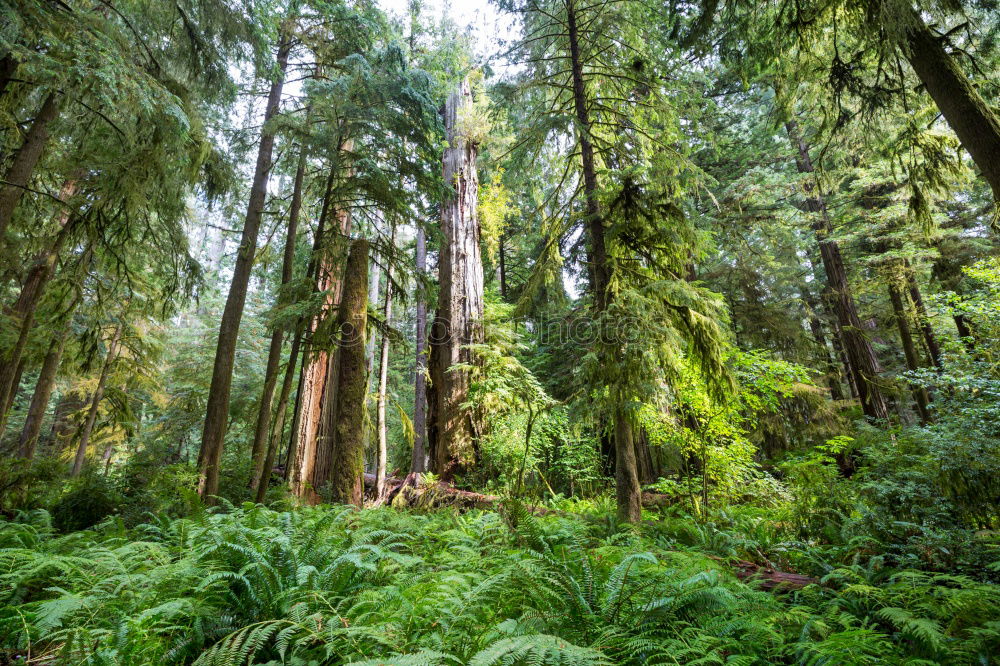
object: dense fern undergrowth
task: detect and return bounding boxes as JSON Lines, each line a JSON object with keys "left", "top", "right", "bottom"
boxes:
{"left": 2, "top": 499, "right": 1000, "bottom": 665}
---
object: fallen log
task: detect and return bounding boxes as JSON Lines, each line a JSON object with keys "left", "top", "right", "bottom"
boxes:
{"left": 363, "top": 473, "right": 673, "bottom": 510}
{"left": 707, "top": 554, "right": 818, "bottom": 591}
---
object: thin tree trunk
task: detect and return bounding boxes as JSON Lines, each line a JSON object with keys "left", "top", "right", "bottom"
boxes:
{"left": 257, "top": 330, "right": 302, "bottom": 501}
{"left": 249, "top": 139, "right": 308, "bottom": 492}
{"left": 900, "top": 6, "right": 1000, "bottom": 206}
{"left": 566, "top": 0, "right": 640, "bottom": 521}
{"left": 410, "top": 222, "right": 428, "bottom": 473}
{"left": 0, "top": 91, "right": 60, "bottom": 247}
{"left": 427, "top": 79, "right": 485, "bottom": 481}
{"left": 197, "top": 26, "right": 292, "bottom": 502}
{"left": 888, "top": 280, "right": 931, "bottom": 424}
{"left": 313, "top": 238, "right": 369, "bottom": 506}
{"left": 18, "top": 329, "right": 69, "bottom": 460}
{"left": 953, "top": 313, "right": 975, "bottom": 350}
{"left": 375, "top": 225, "right": 396, "bottom": 498}
{"left": 0, "top": 177, "right": 78, "bottom": 432}
{"left": 786, "top": 120, "right": 889, "bottom": 423}
{"left": 71, "top": 325, "right": 122, "bottom": 477}
{"left": 905, "top": 266, "right": 943, "bottom": 369}
{"left": 802, "top": 286, "right": 845, "bottom": 401}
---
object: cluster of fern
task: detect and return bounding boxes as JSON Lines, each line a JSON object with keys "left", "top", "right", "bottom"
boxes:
{"left": 2, "top": 501, "right": 999, "bottom": 664}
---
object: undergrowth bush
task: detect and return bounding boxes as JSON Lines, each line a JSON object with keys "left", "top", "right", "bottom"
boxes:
{"left": 2, "top": 502, "right": 999, "bottom": 664}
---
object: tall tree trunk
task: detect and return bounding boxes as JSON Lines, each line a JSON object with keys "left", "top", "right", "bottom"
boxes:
{"left": 17, "top": 328, "right": 69, "bottom": 460}
{"left": 801, "top": 285, "right": 846, "bottom": 401}
{"left": 71, "top": 324, "right": 121, "bottom": 476}
{"left": 0, "top": 177, "right": 78, "bottom": 432}
{"left": 411, "top": 223, "right": 428, "bottom": 473}
{"left": 249, "top": 140, "right": 307, "bottom": 493}
{"left": 257, "top": 330, "right": 302, "bottom": 502}
{"left": 786, "top": 120, "right": 890, "bottom": 423}
{"left": 566, "top": 0, "right": 640, "bottom": 522}
{"left": 0, "top": 91, "right": 60, "bottom": 247}
{"left": 888, "top": 279, "right": 932, "bottom": 424}
{"left": 312, "top": 238, "right": 369, "bottom": 505}
{"left": 904, "top": 266, "right": 943, "bottom": 369}
{"left": 288, "top": 199, "right": 353, "bottom": 500}
{"left": 375, "top": 225, "right": 396, "bottom": 498}
{"left": 197, "top": 27, "right": 292, "bottom": 502}
{"left": 427, "top": 79, "right": 485, "bottom": 481}
{"left": 899, "top": 5, "right": 1000, "bottom": 207}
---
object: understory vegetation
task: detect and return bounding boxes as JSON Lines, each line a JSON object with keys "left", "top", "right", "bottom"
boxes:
{"left": 2, "top": 0, "right": 1000, "bottom": 663}
{"left": 3, "top": 497, "right": 999, "bottom": 665}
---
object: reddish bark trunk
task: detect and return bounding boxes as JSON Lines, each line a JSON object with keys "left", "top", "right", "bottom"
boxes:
{"left": 786, "top": 121, "right": 889, "bottom": 423}
{"left": 312, "top": 238, "right": 369, "bottom": 506}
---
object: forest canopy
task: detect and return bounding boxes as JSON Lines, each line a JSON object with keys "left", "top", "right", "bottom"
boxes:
{"left": 1, "top": 0, "right": 1000, "bottom": 663}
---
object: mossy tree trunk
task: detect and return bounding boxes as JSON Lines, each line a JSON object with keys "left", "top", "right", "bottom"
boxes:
{"left": 313, "top": 238, "right": 369, "bottom": 506}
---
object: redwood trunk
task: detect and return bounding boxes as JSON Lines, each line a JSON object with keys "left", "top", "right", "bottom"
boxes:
{"left": 197, "top": 29, "right": 291, "bottom": 502}
{"left": 314, "top": 238, "right": 369, "bottom": 506}
{"left": 71, "top": 325, "right": 121, "bottom": 476}
{"left": 786, "top": 121, "right": 889, "bottom": 423}
{"left": 0, "top": 91, "right": 60, "bottom": 246}
{"left": 288, "top": 205, "right": 353, "bottom": 500}
{"left": 249, "top": 141, "right": 307, "bottom": 492}
{"left": 427, "top": 79, "right": 485, "bottom": 481}
{"left": 900, "top": 6, "right": 1000, "bottom": 207}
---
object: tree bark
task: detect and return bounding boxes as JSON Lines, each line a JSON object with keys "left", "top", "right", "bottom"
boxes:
{"left": 313, "top": 238, "right": 369, "bottom": 506}
{"left": 375, "top": 226, "right": 395, "bottom": 498}
{"left": 785, "top": 120, "right": 889, "bottom": 423}
{"left": 0, "top": 177, "right": 78, "bottom": 433}
{"left": 249, "top": 140, "right": 308, "bottom": 492}
{"left": 17, "top": 329, "right": 69, "bottom": 460}
{"left": 71, "top": 324, "right": 122, "bottom": 477}
{"left": 566, "top": 0, "right": 640, "bottom": 521}
{"left": 888, "top": 280, "right": 931, "bottom": 424}
{"left": 0, "top": 91, "right": 60, "bottom": 247}
{"left": 899, "top": 6, "right": 1000, "bottom": 207}
{"left": 257, "top": 330, "right": 301, "bottom": 502}
{"left": 801, "top": 283, "right": 845, "bottom": 401}
{"left": 411, "top": 223, "right": 428, "bottom": 473}
{"left": 288, "top": 201, "right": 353, "bottom": 500}
{"left": 905, "top": 266, "right": 942, "bottom": 369}
{"left": 427, "top": 79, "right": 485, "bottom": 481}
{"left": 197, "top": 27, "right": 291, "bottom": 502}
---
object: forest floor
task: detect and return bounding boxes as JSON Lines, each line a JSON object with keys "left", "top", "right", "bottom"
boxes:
{"left": 2, "top": 499, "right": 1000, "bottom": 664}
